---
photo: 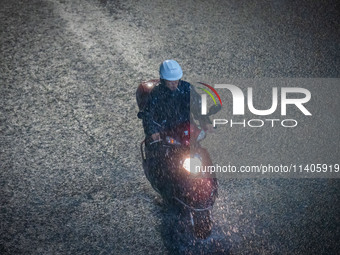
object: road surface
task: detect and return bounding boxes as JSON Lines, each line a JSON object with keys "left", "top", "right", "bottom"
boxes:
{"left": 1, "top": 0, "right": 339, "bottom": 254}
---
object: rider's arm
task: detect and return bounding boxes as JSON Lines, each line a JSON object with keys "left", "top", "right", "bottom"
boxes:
{"left": 143, "top": 93, "right": 161, "bottom": 137}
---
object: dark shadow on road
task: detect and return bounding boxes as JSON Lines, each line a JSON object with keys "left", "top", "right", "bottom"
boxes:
{"left": 156, "top": 200, "right": 231, "bottom": 255}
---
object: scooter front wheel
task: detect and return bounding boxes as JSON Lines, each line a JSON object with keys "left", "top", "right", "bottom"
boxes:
{"left": 191, "top": 210, "right": 212, "bottom": 239}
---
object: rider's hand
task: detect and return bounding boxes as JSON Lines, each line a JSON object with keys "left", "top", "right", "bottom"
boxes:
{"left": 151, "top": 132, "right": 161, "bottom": 141}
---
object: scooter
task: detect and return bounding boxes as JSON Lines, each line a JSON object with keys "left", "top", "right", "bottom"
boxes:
{"left": 136, "top": 79, "right": 219, "bottom": 239}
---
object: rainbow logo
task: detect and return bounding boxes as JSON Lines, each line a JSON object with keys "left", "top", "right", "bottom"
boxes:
{"left": 197, "top": 82, "right": 223, "bottom": 106}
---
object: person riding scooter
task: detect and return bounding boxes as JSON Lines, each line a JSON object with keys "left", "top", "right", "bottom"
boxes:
{"left": 140, "top": 59, "right": 213, "bottom": 198}
{"left": 137, "top": 60, "right": 220, "bottom": 239}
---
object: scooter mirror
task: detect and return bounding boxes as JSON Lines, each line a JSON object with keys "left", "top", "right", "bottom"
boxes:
{"left": 207, "top": 105, "right": 222, "bottom": 116}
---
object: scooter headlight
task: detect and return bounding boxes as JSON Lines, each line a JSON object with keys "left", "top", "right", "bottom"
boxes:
{"left": 183, "top": 156, "right": 202, "bottom": 174}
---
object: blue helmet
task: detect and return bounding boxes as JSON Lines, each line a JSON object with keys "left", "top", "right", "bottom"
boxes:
{"left": 159, "top": 60, "right": 183, "bottom": 81}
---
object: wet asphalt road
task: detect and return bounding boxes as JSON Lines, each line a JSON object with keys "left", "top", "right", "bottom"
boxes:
{"left": 1, "top": 0, "right": 339, "bottom": 254}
